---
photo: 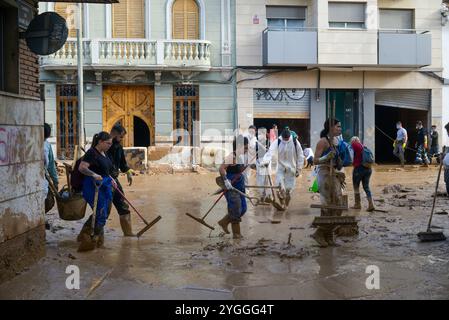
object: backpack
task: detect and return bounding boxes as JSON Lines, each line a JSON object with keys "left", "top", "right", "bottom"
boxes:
{"left": 70, "top": 148, "right": 100, "bottom": 192}
{"left": 337, "top": 140, "right": 354, "bottom": 167}
{"left": 362, "top": 145, "right": 374, "bottom": 168}
{"left": 277, "top": 137, "right": 298, "bottom": 153}
{"left": 70, "top": 157, "right": 85, "bottom": 193}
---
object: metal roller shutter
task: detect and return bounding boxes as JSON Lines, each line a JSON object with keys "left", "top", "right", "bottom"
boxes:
{"left": 375, "top": 89, "right": 431, "bottom": 110}
{"left": 253, "top": 89, "right": 311, "bottom": 118}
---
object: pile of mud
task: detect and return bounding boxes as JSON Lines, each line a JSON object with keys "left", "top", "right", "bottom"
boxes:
{"left": 194, "top": 238, "right": 314, "bottom": 260}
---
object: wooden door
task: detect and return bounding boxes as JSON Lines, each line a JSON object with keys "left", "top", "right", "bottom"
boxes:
{"left": 112, "top": 0, "right": 145, "bottom": 38}
{"left": 103, "top": 86, "right": 155, "bottom": 147}
{"left": 172, "top": 0, "right": 199, "bottom": 39}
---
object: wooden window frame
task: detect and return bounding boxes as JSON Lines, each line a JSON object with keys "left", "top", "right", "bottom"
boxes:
{"left": 173, "top": 85, "right": 199, "bottom": 146}
{"left": 56, "top": 85, "right": 78, "bottom": 160}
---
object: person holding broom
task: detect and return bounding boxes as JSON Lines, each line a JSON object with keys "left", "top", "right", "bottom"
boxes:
{"left": 217, "top": 135, "right": 249, "bottom": 239}
{"left": 77, "top": 131, "right": 115, "bottom": 251}
{"left": 107, "top": 124, "right": 135, "bottom": 236}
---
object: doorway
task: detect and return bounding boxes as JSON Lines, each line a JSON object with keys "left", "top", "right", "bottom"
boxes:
{"left": 326, "top": 90, "right": 359, "bottom": 142}
{"left": 375, "top": 105, "right": 428, "bottom": 163}
{"left": 103, "top": 85, "right": 155, "bottom": 147}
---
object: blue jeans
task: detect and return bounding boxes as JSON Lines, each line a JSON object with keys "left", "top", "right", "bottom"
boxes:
{"left": 352, "top": 166, "right": 372, "bottom": 198}
{"left": 224, "top": 172, "right": 247, "bottom": 222}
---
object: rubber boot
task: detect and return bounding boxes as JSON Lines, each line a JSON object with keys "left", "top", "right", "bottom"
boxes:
{"left": 311, "top": 228, "right": 328, "bottom": 247}
{"left": 119, "top": 214, "right": 135, "bottom": 237}
{"left": 218, "top": 215, "right": 231, "bottom": 234}
{"left": 351, "top": 193, "right": 361, "bottom": 209}
{"left": 231, "top": 222, "right": 243, "bottom": 239}
{"left": 367, "top": 197, "right": 375, "bottom": 212}
{"left": 285, "top": 190, "right": 291, "bottom": 208}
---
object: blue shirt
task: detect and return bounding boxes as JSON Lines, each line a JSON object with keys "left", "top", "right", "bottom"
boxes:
{"left": 396, "top": 128, "right": 407, "bottom": 141}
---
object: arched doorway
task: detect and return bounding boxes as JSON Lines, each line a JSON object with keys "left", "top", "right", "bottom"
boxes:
{"left": 133, "top": 116, "right": 151, "bottom": 147}
{"left": 103, "top": 85, "right": 155, "bottom": 147}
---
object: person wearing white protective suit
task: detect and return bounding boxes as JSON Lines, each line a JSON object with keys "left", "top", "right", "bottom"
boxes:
{"left": 261, "top": 128, "right": 304, "bottom": 208}
{"left": 243, "top": 125, "right": 258, "bottom": 186}
{"left": 251, "top": 127, "right": 272, "bottom": 202}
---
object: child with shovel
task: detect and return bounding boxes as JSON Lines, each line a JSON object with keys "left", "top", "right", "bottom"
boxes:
{"left": 77, "top": 132, "right": 115, "bottom": 252}
{"left": 217, "top": 135, "right": 249, "bottom": 239}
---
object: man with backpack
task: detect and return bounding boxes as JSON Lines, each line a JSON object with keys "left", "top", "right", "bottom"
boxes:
{"left": 350, "top": 136, "right": 375, "bottom": 212}
{"left": 261, "top": 128, "right": 304, "bottom": 209}
{"left": 107, "top": 125, "right": 135, "bottom": 237}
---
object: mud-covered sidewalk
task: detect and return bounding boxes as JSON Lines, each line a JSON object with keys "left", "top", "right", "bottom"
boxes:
{"left": 1, "top": 165, "right": 449, "bottom": 300}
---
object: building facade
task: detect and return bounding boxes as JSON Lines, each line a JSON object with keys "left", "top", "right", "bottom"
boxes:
{"left": 39, "top": 0, "right": 236, "bottom": 164}
{"left": 236, "top": 0, "right": 444, "bottom": 163}
{"left": 0, "top": 0, "right": 45, "bottom": 283}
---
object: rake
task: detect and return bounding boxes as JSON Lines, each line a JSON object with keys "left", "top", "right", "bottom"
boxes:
{"left": 417, "top": 157, "right": 447, "bottom": 242}
{"left": 110, "top": 176, "right": 162, "bottom": 238}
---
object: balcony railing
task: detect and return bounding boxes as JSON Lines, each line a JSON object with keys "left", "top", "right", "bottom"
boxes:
{"left": 263, "top": 28, "right": 318, "bottom": 66}
{"left": 262, "top": 27, "right": 432, "bottom": 67}
{"left": 378, "top": 29, "right": 431, "bottom": 67}
{"left": 40, "top": 38, "right": 212, "bottom": 69}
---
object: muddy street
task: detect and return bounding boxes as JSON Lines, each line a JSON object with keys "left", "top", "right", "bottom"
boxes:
{"left": 1, "top": 165, "right": 449, "bottom": 300}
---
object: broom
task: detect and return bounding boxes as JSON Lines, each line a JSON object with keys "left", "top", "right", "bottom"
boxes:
{"left": 417, "top": 155, "right": 447, "bottom": 242}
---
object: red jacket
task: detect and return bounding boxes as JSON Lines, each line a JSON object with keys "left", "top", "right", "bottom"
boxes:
{"left": 351, "top": 141, "right": 363, "bottom": 168}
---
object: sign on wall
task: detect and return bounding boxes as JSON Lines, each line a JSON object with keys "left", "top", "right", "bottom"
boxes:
{"left": 18, "top": 0, "right": 34, "bottom": 30}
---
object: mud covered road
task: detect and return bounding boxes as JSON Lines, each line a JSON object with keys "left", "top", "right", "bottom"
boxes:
{"left": 1, "top": 165, "right": 448, "bottom": 299}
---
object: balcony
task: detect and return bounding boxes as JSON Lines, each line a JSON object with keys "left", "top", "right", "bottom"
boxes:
{"left": 378, "top": 30, "right": 431, "bottom": 67}
{"left": 40, "top": 38, "right": 212, "bottom": 70}
{"left": 262, "top": 28, "right": 317, "bottom": 66}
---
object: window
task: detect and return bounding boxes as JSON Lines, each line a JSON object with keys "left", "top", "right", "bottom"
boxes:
{"left": 0, "top": 2, "right": 18, "bottom": 94}
{"left": 266, "top": 6, "right": 306, "bottom": 31}
{"left": 172, "top": 0, "right": 199, "bottom": 39}
{"left": 173, "top": 86, "right": 199, "bottom": 146}
{"left": 112, "top": 0, "right": 145, "bottom": 38}
{"left": 56, "top": 85, "right": 78, "bottom": 159}
{"left": 379, "top": 9, "right": 414, "bottom": 32}
{"left": 328, "top": 2, "right": 365, "bottom": 29}
{"left": 54, "top": 3, "right": 78, "bottom": 38}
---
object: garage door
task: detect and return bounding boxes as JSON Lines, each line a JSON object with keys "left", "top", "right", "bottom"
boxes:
{"left": 375, "top": 89, "right": 431, "bottom": 111}
{"left": 253, "top": 88, "right": 310, "bottom": 118}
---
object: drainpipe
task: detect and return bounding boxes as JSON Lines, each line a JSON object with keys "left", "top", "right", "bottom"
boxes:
{"left": 77, "top": 3, "right": 85, "bottom": 149}
{"left": 361, "top": 71, "right": 365, "bottom": 143}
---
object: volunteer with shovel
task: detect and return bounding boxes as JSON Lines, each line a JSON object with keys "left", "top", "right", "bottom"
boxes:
{"left": 107, "top": 125, "right": 135, "bottom": 236}
{"left": 77, "top": 132, "right": 115, "bottom": 252}
{"left": 217, "top": 135, "right": 249, "bottom": 239}
{"left": 260, "top": 128, "right": 305, "bottom": 209}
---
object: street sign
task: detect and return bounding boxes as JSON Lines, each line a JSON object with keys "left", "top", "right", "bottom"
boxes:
{"left": 25, "top": 12, "right": 68, "bottom": 56}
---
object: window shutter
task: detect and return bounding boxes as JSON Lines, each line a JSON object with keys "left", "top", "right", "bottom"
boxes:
{"left": 112, "top": 0, "right": 144, "bottom": 38}
{"left": 173, "top": 10, "right": 185, "bottom": 39}
{"left": 328, "top": 2, "right": 365, "bottom": 23}
{"left": 112, "top": 0, "right": 128, "bottom": 38}
{"left": 172, "top": 0, "right": 199, "bottom": 39}
{"left": 128, "top": 0, "right": 145, "bottom": 38}
{"left": 54, "top": 3, "right": 77, "bottom": 37}
{"left": 266, "top": 6, "right": 306, "bottom": 19}
{"left": 379, "top": 9, "right": 413, "bottom": 30}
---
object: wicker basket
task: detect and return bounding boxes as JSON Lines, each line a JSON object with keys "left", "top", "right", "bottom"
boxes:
{"left": 55, "top": 187, "right": 87, "bottom": 221}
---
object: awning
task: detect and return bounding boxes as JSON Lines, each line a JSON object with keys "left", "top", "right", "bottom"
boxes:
{"left": 38, "top": 1, "right": 119, "bottom": 3}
